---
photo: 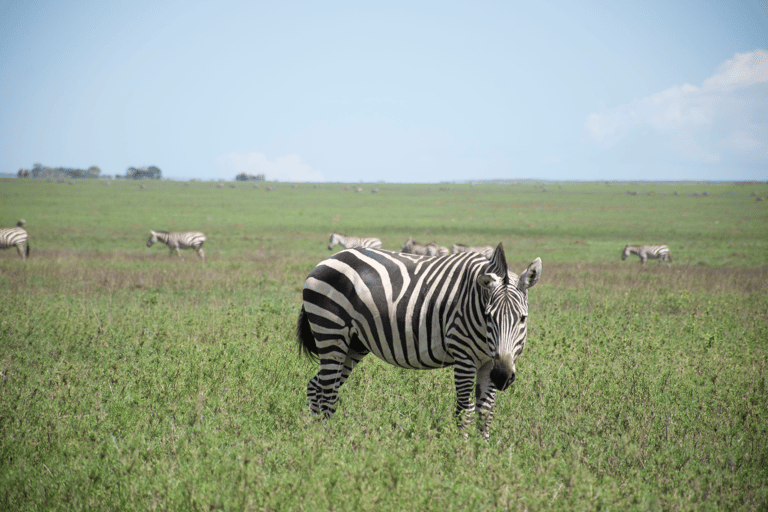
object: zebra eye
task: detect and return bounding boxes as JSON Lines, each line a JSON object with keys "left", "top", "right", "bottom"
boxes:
{"left": 520, "top": 315, "right": 527, "bottom": 323}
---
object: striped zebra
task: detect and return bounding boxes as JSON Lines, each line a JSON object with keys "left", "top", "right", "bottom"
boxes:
{"left": 452, "top": 243, "right": 495, "bottom": 259}
{"left": 328, "top": 232, "right": 383, "bottom": 251}
{"left": 401, "top": 237, "right": 450, "bottom": 256}
{"left": 297, "top": 244, "right": 542, "bottom": 440}
{"left": 621, "top": 244, "right": 671, "bottom": 266}
{"left": 0, "top": 221, "right": 30, "bottom": 260}
{"left": 147, "top": 230, "right": 206, "bottom": 260}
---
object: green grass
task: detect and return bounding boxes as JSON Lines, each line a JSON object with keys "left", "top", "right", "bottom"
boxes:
{"left": 0, "top": 178, "right": 766, "bottom": 510}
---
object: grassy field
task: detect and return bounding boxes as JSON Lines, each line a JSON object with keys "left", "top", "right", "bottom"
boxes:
{"left": 1, "top": 178, "right": 767, "bottom": 510}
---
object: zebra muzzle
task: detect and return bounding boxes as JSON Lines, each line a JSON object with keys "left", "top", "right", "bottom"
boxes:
{"left": 490, "top": 358, "right": 515, "bottom": 391}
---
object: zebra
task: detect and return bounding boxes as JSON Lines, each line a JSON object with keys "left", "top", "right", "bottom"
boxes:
{"left": 452, "top": 243, "right": 495, "bottom": 259}
{"left": 401, "top": 237, "right": 450, "bottom": 256}
{"left": 621, "top": 244, "right": 671, "bottom": 266}
{"left": 0, "top": 221, "right": 30, "bottom": 260}
{"left": 147, "top": 230, "right": 206, "bottom": 260}
{"left": 328, "top": 232, "right": 383, "bottom": 251}
{"left": 297, "top": 244, "right": 542, "bottom": 440}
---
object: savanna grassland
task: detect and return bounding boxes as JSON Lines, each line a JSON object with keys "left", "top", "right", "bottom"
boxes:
{"left": 1, "top": 178, "right": 766, "bottom": 511}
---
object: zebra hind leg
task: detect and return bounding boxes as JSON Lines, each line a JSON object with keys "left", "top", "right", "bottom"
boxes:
{"left": 307, "top": 349, "right": 367, "bottom": 419}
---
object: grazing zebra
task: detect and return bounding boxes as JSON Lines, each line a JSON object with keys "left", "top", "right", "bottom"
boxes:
{"left": 452, "top": 243, "right": 495, "bottom": 259}
{"left": 328, "top": 232, "right": 383, "bottom": 251}
{"left": 147, "top": 230, "right": 206, "bottom": 260}
{"left": 621, "top": 244, "right": 671, "bottom": 266}
{"left": 297, "top": 244, "right": 542, "bottom": 440}
{"left": 0, "top": 222, "right": 30, "bottom": 260}
{"left": 401, "top": 237, "right": 450, "bottom": 256}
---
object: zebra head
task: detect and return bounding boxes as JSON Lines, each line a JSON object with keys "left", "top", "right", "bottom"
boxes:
{"left": 147, "top": 231, "right": 158, "bottom": 247}
{"left": 401, "top": 237, "right": 414, "bottom": 252}
{"left": 328, "top": 233, "right": 341, "bottom": 250}
{"left": 621, "top": 245, "right": 630, "bottom": 260}
{"left": 477, "top": 244, "right": 541, "bottom": 392}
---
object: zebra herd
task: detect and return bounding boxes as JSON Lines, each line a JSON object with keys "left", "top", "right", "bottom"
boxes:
{"left": 328, "top": 232, "right": 495, "bottom": 259}
{"left": 0, "top": 223, "right": 209, "bottom": 262}
{"left": 2, "top": 219, "right": 674, "bottom": 439}
{"left": 298, "top": 232, "right": 674, "bottom": 439}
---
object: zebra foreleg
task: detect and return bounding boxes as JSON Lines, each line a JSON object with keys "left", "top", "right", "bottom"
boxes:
{"left": 453, "top": 364, "right": 477, "bottom": 437}
{"left": 475, "top": 360, "right": 497, "bottom": 441}
{"left": 196, "top": 248, "right": 205, "bottom": 261}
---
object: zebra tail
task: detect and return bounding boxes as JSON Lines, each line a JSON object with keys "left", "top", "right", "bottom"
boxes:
{"left": 25, "top": 242, "right": 30, "bottom": 258}
{"left": 297, "top": 305, "right": 319, "bottom": 362}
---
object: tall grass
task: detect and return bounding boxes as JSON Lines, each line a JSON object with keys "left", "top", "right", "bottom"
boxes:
{"left": 1, "top": 179, "right": 766, "bottom": 510}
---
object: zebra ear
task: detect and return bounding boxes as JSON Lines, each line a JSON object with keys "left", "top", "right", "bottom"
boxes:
{"left": 487, "top": 243, "right": 508, "bottom": 276}
{"left": 517, "top": 257, "right": 542, "bottom": 292}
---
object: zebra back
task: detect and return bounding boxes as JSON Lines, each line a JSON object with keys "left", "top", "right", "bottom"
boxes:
{"left": 328, "top": 232, "right": 382, "bottom": 250}
{"left": 401, "top": 237, "right": 436, "bottom": 255}
{"left": 452, "top": 244, "right": 494, "bottom": 258}
{"left": 0, "top": 226, "right": 29, "bottom": 259}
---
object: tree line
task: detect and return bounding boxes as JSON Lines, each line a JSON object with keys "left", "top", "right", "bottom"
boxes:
{"left": 17, "top": 164, "right": 162, "bottom": 180}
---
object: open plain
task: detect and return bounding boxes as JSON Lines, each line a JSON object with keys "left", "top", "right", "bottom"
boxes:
{"left": 1, "top": 179, "right": 766, "bottom": 510}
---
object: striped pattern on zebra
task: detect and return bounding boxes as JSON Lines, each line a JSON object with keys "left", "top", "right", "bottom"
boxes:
{"left": 147, "top": 230, "right": 207, "bottom": 260}
{"left": 400, "top": 237, "right": 450, "bottom": 256}
{"left": 451, "top": 243, "right": 494, "bottom": 259}
{"left": 621, "top": 244, "right": 671, "bottom": 266}
{"left": 297, "top": 244, "right": 541, "bottom": 440}
{"left": 0, "top": 221, "right": 30, "bottom": 260}
{"left": 328, "top": 232, "right": 383, "bottom": 251}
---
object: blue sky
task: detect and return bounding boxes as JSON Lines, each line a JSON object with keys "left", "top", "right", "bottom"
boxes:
{"left": 1, "top": 1, "right": 766, "bottom": 182}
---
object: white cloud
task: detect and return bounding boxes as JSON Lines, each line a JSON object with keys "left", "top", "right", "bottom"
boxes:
{"left": 584, "top": 49, "right": 768, "bottom": 161}
{"left": 215, "top": 152, "right": 325, "bottom": 182}
{"left": 703, "top": 50, "right": 768, "bottom": 92}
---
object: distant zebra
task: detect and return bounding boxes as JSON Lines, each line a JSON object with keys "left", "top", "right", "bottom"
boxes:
{"left": 452, "top": 243, "right": 494, "bottom": 259}
{"left": 0, "top": 221, "right": 30, "bottom": 260}
{"left": 328, "top": 232, "right": 383, "bottom": 251}
{"left": 297, "top": 244, "right": 542, "bottom": 440}
{"left": 401, "top": 237, "right": 450, "bottom": 256}
{"left": 147, "top": 230, "right": 206, "bottom": 260}
{"left": 621, "top": 244, "right": 671, "bottom": 266}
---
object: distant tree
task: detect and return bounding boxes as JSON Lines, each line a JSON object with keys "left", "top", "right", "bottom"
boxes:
{"left": 235, "top": 173, "right": 265, "bottom": 182}
{"left": 146, "top": 166, "right": 162, "bottom": 179}
{"left": 127, "top": 166, "right": 162, "bottom": 179}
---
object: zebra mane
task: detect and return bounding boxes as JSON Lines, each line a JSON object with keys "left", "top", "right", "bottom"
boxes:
{"left": 485, "top": 243, "right": 509, "bottom": 283}
{"left": 153, "top": 230, "right": 170, "bottom": 235}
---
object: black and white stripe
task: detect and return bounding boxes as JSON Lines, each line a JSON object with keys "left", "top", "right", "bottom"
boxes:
{"left": 328, "top": 232, "right": 383, "bottom": 251}
{"left": 621, "top": 244, "right": 671, "bottom": 266}
{"left": 147, "top": 230, "right": 206, "bottom": 260}
{"left": 297, "top": 244, "right": 541, "bottom": 440}
{"left": 451, "top": 243, "right": 494, "bottom": 259}
{"left": 401, "top": 237, "right": 450, "bottom": 256}
{"left": 0, "top": 222, "right": 30, "bottom": 260}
